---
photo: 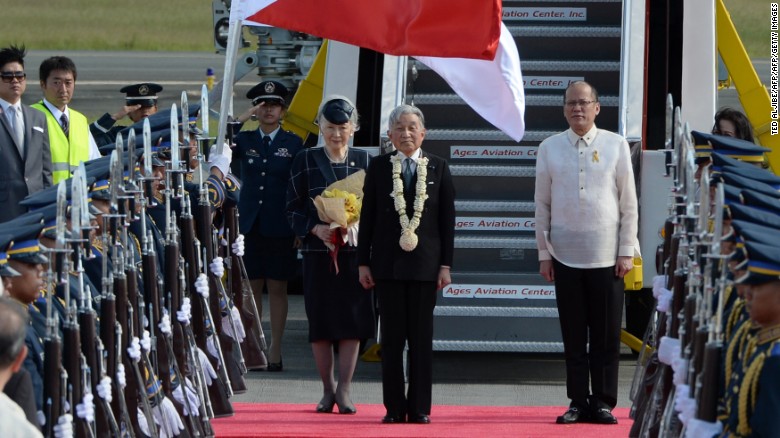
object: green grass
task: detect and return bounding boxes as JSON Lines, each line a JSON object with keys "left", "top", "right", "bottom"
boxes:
{"left": 0, "top": 0, "right": 767, "bottom": 59}
{"left": 1, "top": 0, "right": 214, "bottom": 51}
{"left": 723, "top": 0, "right": 770, "bottom": 58}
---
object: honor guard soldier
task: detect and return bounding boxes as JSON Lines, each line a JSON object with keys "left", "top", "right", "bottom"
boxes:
{"left": 720, "top": 240, "right": 780, "bottom": 438}
{"left": 4, "top": 223, "right": 48, "bottom": 413}
{"left": 231, "top": 81, "right": 303, "bottom": 370}
{"left": 91, "top": 83, "right": 163, "bottom": 147}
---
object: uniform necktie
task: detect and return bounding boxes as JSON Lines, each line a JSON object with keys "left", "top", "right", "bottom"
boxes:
{"left": 60, "top": 113, "right": 69, "bottom": 137}
{"left": 403, "top": 158, "right": 414, "bottom": 188}
{"left": 262, "top": 135, "right": 271, "bottom": 152}
{"left": 7, "top": 105, "right": 24, "bottom": 150}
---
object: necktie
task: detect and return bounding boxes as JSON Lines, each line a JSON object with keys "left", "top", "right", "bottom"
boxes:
{"left": 262, "top": 135, "right": 271, "bottom": 150}
{"left": 7, "top": 106, "right": 24, "bottom": 155}
{"left": 403, "top": 158, "right": 414, "bottom": 187}
{"left": 60, "top": 113, "right": 69, "bottom": 137}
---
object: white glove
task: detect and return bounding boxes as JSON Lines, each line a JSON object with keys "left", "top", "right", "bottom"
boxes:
{"left": 658, "top": 336, "right": 680, "bottom": 366}
{"left": 208, "top": 143, "right": 233, "bottom": 177}
{"left": 685, "top": 418, "right": 723, "bottom": 438}
{"left": 76, "top": 393, "right": 95, "bottom": 422}
{"left": 172, "top": 378, "right": 201, "bottom": 417}
{"left": 141, "top": 330, "right": 152, "bottom": 353}
{"left": 652, "top": 275, "right": 667, "bottom": 298}
{"left": 206, "top": 334, "right": 220, "bottom": 362}
{"left": 232, "top": 234, "right": 245, "bottom": 256}
{"left": 198, "top": 347, "right": 218, "bottom": 385}
{"left": 53, "top": 414, "right": 74, "bottom": 438}
{"left": 128, "top": 337, "right": 142, "bottom": 362}
{"left": 97, "top": 376, "right": 113, "bottom": 403}
{"left": 177, "top": 297, "right": 192, "bottom": 326}
{"left": 657, "top": 287, "right": 673, "bottom": 313}
{"left": 222, "top": 305, "right": 246, "bottom": 343}
{"left": 117, "top": 364, "right": 127, "bottom": 389}
{"left": 209, "top": 257, "right": 225, "bottom": 278}
{"left": 159, "top": 311, "right": 172, "bottom": 335}
{"left": 195, "top": 273, "right": 209, "bottom": 298}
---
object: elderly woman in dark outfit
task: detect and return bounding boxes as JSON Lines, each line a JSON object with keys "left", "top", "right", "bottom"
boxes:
{"left": 286, "top": 96, "right": 374, "bottom": 415}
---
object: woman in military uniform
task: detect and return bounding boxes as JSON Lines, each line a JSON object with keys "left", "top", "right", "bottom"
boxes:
{"left": 233, "top": 81, "right": 304, "bottom": 371}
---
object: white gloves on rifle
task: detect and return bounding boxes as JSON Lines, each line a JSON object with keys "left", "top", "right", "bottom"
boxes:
{"left": 232, "top": 234, "right": 245, "bottom": 256}
{"left": 76, "top": 393, "right": 95, "bottom": 423}
{"left": 97, "top": 376, "right": 113, "bottom": 403}
{"left": 53, "top": 414, "right": 74, "bottom": 438}
{"left": 209, "top": 257, "right": 225, "bottom": 278}
{"left": 222, "top": 305, "right": 246, "bottom": 343}
{"left": 208, "top": 143, "right": 233, "bottom": 178}
{"left": 173, "top": 378, "right": 201, "bottom": 417}
{"left": 198, "top": 347, "right": 218, "bottom": 385}
{"left": 194, "top": 274, "right": 209, "bottom": 298}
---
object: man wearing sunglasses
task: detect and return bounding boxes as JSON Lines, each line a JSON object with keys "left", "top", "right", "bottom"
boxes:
{"left": 0, "top": 45, "right": 51, "bottom": 223}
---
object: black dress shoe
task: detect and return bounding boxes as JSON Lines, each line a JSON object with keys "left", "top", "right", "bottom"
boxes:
{"left": 381, "top": 414, "right": 405, "bottom": 424}
{"left": 589, "top": 407, "right": 618, "bottom": 424}
{"left": 408, "top": 414, "right": 431, "bottom": 424}
{"left": 316, "top": 394, "right": 335, "bottom": 413}
{"left": 555, "top": 407, "right": 589, "bottom": 424}
{"left": 267, "top": 357, "right": 283, "bottom": 372}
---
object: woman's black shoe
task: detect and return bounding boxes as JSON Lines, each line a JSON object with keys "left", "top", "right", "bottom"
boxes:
{"left": 316, "top": 394, "right": 335, "bottom": 413}
{"left": 267, "top": 357, "right": 283, "bottom": 372}
{"left": 336, "top": 393, "right": 357, "bottom": 414}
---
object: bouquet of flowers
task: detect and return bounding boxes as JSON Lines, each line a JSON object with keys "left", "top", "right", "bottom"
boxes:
{"left": 313, "top": 170, "right": 365, "bottom": 273}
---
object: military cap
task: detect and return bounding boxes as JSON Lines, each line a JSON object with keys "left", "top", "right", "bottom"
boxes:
{"left": 0, "top": 234, "right": 20, "bottom": 277}
{"left": 117, "top": 104, "right": 201, "bottom": 143}
{"left": 736, "top": 240, "right": 780, "bottom": 285}
{"left": 0, "top": 212, "right": 45, "bottom": 229}
{"left": 729, "top": 203, "right": 780, "bottom": 229}
{"left": 740, "top": 188, "right": 780, "bottom": 213}
{"left": 729, "top": 246, "right": 747, "bottom": 269}
{"left": 708, "top": 134, "right": 769, "bottom": 163}
{"left": 20, "top": 177, "right": 97, "bottom": 210}
{"left": 691, "top": 131, "right": 713, "bottom": 163}
{"left": 7, "top": 223, "right": 48, "bottom": 265}
{"left": 246, "top": 81, "right": 288, "bottom": 106}
{"left": 715, "top": 160, "right": 780, "bottom": 189}
{"left": 731, "top": 220, "right": 780, "bottom": 249}
{"left": 719, "top": 171, "right": 780, "bottom": 200}
{"left": 722, "top": 184, "right": 743, "bottom": 206}
{"left": 121, "top": 83, "right": 163, "bottom": 108}
{"left": 320, "top": 98, "right": 354, "bottom": 124}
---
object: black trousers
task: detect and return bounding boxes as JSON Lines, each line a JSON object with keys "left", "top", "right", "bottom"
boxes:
{"left": 553, "top": 259, "right": 624, "bottom": 409}
{"left": 376, "top": 280, "right": 437, "bottom": 417}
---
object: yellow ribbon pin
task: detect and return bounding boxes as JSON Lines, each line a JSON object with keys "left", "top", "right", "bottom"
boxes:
{"left": 592, "top": 150, "right": 600, "bottom": 163}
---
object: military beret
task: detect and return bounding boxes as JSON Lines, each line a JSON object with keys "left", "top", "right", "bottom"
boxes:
{"left": 6, "top": 223, "right": 48, "bottom": 265}
{"left": 121, "top": 83, "right": 163, "bottom": 107}
{"left": 246, "top": 81, "right": 288, "bottom": 106}
{"left": 0, "top": 234, "right": 20, "bottom": 277}
{"left": 320, "top": 98, "right": 354, "bottom": 124}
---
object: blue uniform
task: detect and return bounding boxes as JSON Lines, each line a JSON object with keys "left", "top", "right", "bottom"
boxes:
{"left": 235, "top": 128, "right": 303, "bottom": 236}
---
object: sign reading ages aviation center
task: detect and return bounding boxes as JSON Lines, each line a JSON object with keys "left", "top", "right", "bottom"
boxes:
{"left": 451, "top": 146, "right": 538, "bottom": 160}
{"left": 456, "top": 217, "right": 535, "bottom": 231}
{"left": 443, "top": 284, "right": 556, "bottom": 300}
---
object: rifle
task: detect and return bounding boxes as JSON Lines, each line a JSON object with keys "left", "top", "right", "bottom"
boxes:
{"left": 179, "top": 197, "right": 234, "bottom": 417}
{"left": 224, "top": 205, "right": 268, "bottom": 370}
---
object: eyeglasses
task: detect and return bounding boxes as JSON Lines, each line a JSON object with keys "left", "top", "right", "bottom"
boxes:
{"left": 565, "top": 100, "right": 596, "bottom": 108}
{"left": 0, "top": 71, "right": 26, "bottom": 83}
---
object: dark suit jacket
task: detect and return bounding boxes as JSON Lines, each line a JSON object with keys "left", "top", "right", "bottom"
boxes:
{"left": 357, "top": 150, "right": 455, "bottom": 282}
{"left": 0, "top": 104, "right": 51, "bottom": 222}
{"left": 235, "top": 129, "right": 303, "bottom": 236}
{"left": 3, "top": 369, "right": 39, "bottom": 428}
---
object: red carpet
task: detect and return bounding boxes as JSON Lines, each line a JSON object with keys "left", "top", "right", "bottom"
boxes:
{"left": 212, "top": 403, "right": 632, "bottom": 437}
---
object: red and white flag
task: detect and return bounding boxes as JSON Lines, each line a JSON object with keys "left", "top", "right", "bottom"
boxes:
{"left": 416, "top": 23, "right": 526, "bottom": 142}
{"left": 232, "top": 0, "right": 502, "bottom": 60}
{"left": 229, "top": 0, "right": 525, "bottom": 141}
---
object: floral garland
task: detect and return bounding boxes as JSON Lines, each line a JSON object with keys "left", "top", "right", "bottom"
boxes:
{"left": 390, "top": 153, "right": 429, "bottom": 251}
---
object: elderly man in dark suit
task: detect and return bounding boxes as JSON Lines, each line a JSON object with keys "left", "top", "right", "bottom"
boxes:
{"left": 0, "top": 45, "right": 51, "bottom": 223}
{"left": 358, "top": 104, "right": 456, "bottom": 425}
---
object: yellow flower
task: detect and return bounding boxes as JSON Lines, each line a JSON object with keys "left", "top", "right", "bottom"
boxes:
{"left": 320, "top": 188, "right": 362, "bottom": 225}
